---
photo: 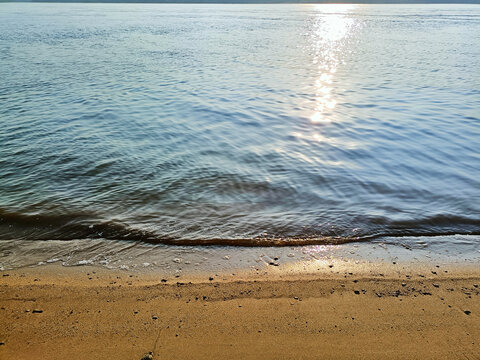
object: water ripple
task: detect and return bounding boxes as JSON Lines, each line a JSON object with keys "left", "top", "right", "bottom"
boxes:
{"left": 0, "top": 4, "right": 479, "bottom": 247}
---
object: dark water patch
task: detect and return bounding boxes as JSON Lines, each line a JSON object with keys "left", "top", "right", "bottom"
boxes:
{"left": 0, "top": 208, "right": 479, "bottom": 247}
{"left": 0, "top": 209, "right": 163, "bottom": 243}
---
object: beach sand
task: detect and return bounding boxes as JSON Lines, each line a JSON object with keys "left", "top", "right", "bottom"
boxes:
{"left": 0, "top": 263, "right": 479, "bottom": 360}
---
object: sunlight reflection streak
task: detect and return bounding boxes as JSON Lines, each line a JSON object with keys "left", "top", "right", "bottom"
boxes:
{"left": 309, "top": 5, "right": 358, "bottom": 128}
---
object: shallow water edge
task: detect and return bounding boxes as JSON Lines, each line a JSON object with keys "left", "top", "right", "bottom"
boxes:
{"left": 1, "top": 235, "right": 479, "bottom": 276}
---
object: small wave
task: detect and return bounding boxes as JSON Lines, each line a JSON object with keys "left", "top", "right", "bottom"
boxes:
{"left": 0, "top": 209, "right": 162, "bottom": 243}
{"left": 0, "top": 208, "right": 479, "bottom": 247}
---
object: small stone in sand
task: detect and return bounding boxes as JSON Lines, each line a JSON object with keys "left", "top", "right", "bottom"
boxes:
{"left": 433, "top": 283, "right": 439, "bottom": 288}
{"left": 32, "top": 310, "right": 43, "bottom": 314}
{"left": 464, "top": 310, "right": 471, "bottom": 315}
{"left": 401, "top": 283, "right": 406, "bottom": 287}
{"left": 354, "top": 290, "right": 360, "bottom": 295}
{"left": 209, "top": 277, "right": 214, "bottom": 281}
{"left": 152, "top": 316, "right": 158, "bottom": 320}
{"left": 141, "top": 352, "right": 153, "bottom": 360}
{"left": 0, "top": 342, "right": 5, "bottom": 346}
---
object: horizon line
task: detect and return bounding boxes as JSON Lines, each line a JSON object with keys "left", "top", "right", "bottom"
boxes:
{"left": 2, "top": 0, "right": 480, "bottom": 4}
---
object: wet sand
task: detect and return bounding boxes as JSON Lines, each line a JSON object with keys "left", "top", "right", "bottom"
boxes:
{"left": 0, "top": 263, "right": 479, "bottom": 360}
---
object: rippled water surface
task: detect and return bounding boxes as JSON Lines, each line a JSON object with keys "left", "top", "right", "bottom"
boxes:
{"left": 1, "top": 4, "right": 479, "bottom": 248}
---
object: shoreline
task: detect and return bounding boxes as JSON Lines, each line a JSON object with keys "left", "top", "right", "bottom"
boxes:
{"left": 1, "top": 262, "right": 479, "bottom": 359}
{"left": 2, "top": 234, "right": 479, "bottom": 276}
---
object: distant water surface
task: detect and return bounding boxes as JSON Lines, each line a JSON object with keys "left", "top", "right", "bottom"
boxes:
{"left": 0, "top": 4, "right": 479, "bottom": 249}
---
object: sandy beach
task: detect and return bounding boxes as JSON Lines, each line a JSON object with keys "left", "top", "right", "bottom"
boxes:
{"left": 1, "top": 3, "right": 479, "bottom": 360}
{"left": 1, "top": 262, "right": 478, "bottom": 360}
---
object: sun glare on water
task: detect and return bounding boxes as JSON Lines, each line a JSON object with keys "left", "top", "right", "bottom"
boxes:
{"left": 309, "top": 5, "right": 359, "bottom": 128}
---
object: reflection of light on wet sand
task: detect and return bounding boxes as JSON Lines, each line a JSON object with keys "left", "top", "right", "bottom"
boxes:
{"left": 309, "top": 5, "right": 358, "bottom": 127}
